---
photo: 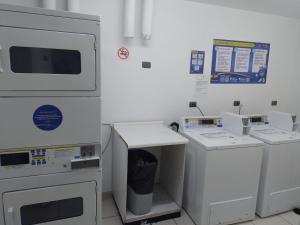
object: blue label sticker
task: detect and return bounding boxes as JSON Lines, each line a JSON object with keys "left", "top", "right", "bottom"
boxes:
{"left": 190, "top": 50, "right": 205, "bottom": 74}
{"left": 33, "top": 105, "right": 63, "bottom": 131}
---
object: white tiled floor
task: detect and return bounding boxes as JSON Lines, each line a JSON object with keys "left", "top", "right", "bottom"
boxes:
{"left": 102, "top": 195, "right": 300, "bottom": 225}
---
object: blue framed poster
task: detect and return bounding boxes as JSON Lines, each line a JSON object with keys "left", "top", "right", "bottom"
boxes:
{"left": 211, "top": 39, "right": 270, "bottom": 84}
{"left": 190, "top": 50, "right": 205, "bottom": 74}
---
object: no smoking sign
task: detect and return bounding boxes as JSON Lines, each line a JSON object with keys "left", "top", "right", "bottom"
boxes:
{"left": 118, "top": 47, "right": 129, "bottom": 60}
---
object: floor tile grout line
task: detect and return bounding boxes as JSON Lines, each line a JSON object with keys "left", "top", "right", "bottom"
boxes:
{"left": 278, "top": 215, "right": 295, "bottom": 225}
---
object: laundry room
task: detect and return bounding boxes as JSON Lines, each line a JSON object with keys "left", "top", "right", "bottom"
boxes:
{"left": 0, "top": 0, "right": 299, "bottom": 225}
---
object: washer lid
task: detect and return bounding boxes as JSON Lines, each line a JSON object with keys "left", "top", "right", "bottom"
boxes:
{"left": 250, "top": 127, "right": 300, "bottom": 144}
{"left": 183, "top": 128, "right": 263, "bottom": 150}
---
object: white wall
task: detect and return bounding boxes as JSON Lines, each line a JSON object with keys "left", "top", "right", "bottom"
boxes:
{"left": 0, "top": 0, "right": 300, "bottom": 192}
{"left": 79, "top": 0, "right": 300, "bottom": 192}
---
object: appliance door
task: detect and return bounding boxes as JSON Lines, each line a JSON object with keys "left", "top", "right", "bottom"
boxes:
{"left": 3, "top": 182, "right": 97, "bottom": 225}
{"left": 0, "top": 26, "right": 96, "bottom": 91}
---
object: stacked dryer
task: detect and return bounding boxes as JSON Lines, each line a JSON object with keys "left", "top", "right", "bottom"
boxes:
{"left": 0, "top": 4, "right": 102, "bottom": 225}
{"left": 247, "top": 111, "right": 300, "bottom": 217}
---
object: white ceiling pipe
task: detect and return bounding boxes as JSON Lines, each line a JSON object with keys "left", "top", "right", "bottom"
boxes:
{"left": 42, "top": 0, "right": 56, "bottom": 10}
{"left": 124, "top": 0, "right": 137, "bottom": 38}
{"left": 67, "top": 0, "right": 80, "bottom": 12}
{"left": 142, "top": 0, "right": 154, "bottom": 40}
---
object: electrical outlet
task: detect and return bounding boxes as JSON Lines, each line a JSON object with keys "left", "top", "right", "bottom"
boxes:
{"left": 233, "top": 101, "right": 240, "bottom": 106}
{"left": 142, "top": 61, "right": 151, "bottom": 69}
{"left": 189, "top": 101, "right": 197, "bottom": 108}
{"left": 271, "top": 100, "right": 278, "bottom": 106}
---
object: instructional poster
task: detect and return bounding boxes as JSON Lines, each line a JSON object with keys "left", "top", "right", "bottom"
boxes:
{"left": 211, "top": 39, "right": 270, "bottom": 84}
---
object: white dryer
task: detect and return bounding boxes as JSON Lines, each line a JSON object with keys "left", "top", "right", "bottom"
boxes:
{"left": 181, "top": 113, "right": 264, "bottom": 225}
{"left": 248, "top": 111, "right": 300, "bottom": 217}
{"left": 0, "top": 4, "right": 102, "bottom": 225}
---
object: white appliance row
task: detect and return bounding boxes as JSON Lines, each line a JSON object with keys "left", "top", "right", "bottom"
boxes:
{"left": 181, "top": 111, "right": 300, "bottom": 225}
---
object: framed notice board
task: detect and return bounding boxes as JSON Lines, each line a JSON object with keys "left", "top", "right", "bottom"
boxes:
{"left": 211, "top": 39, "right": 270, "bottom": 84}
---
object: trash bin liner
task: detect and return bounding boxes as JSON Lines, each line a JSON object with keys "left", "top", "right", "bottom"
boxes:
{"left": 127, "top": 149, "right": 158, "bottom": 215}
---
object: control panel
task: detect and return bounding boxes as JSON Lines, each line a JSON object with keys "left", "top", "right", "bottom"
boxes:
{"left": 0, "top": 144, "right": 100, "bottom": 179}
{"left": 31, "top": 148, "right": 47, "bottom": 166}
{"left": 182, "top": 117, "right": 222, "bottom": 130}
{"left": 248, "top": 115, "right": 269, "bottom": 125}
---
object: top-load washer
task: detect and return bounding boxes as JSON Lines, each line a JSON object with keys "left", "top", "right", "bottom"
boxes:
{"left": 181, "top": 112, "right": 264, "bottom": 225}
{"left": 247, "top": 111, "right": 300, "bottom": 217}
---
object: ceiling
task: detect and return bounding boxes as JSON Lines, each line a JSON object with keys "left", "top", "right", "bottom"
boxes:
{"left": 189, "top": 0, "right": 300, "bottom": 20}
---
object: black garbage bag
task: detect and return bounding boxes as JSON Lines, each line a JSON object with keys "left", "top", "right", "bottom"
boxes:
{"left": 128, "top": 150, "right": 158, "bottom": 195}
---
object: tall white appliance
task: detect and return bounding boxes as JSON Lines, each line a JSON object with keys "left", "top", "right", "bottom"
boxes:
{"left": 248, "top": 111, "right": 300, "bottom": 217}
{"left": 0, "top": 4, "right": 102, "bottom": 225}
{"left": 181, "top": 112, "right": 264, "bottom": 225}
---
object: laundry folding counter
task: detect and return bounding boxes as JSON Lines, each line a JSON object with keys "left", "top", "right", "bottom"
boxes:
{"left": 112, "top": 121, "right": 188, "bottom": 225}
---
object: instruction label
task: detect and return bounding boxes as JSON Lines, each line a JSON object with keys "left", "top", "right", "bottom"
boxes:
{"left": 33, "top": 105, "right": 63, "bottom": 131}
{"left": 190, "top": 50, "right": 205, "bottom": 74}
{"left": 211, "top": 39, "right": 270, "bottom": 84}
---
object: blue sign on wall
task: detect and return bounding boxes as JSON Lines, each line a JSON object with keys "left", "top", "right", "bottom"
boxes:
{"left": 211, "top": 39, "right": 270, "bottom": 84}
{"left": 190, "top": 50, "right": 205, "bottom": 74}
{"left": 33, "top": 105, "right": 63, "bottom": 131}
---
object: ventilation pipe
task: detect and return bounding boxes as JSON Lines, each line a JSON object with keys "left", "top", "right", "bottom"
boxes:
{"left": 42, "top": 0, "right": 56, "bottom": 10}
{"left": 141, "top": 0, "right": 154, "bottom": 40}
{"left": 124, "top": 0, "right": 137, "bottom": 38}
{"left": 67, "top": 0, "right": 80, "bottom": 12}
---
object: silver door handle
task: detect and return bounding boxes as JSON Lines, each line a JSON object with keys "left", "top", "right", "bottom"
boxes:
{"left": 7, "top": 207, "right": 15, "bottom": 225}
{"left": 0, "top": 45, "right": 3, "bottom": 73}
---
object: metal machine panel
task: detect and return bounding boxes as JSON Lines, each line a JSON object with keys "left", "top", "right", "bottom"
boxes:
{"left": 0, "top": 97, "right": 100, "bottom": 149}
{"left": 267, "top": 111, "right": 295, "bottom": 132}
{"left": 209, "top": 197, "right": 255, "bottom": 225}
{"left": 0, "top": 145, "right": 101, "bottom": 179}
{"left": 256, "top": 142, "right": 300, "bottom": 217}
{"left": 0, "top": 26, "right": 96, "bottom": 91}
{"left": 3, "top": 182, "right": 97, "bottom": 225}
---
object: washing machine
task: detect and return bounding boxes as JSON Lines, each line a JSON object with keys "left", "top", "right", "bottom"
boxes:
{"left": 248, "top": 111, "right": 300, "bottom": 217}
{"left": 0, "top": 4, "right": 102, "bottom": 225}
{"left": 181, "top": 112, "right": 264, "bottom": 225}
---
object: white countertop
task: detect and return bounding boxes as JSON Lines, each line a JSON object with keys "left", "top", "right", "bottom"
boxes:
{"left": 114, "top": 121, "right": 188, "bottom": 149}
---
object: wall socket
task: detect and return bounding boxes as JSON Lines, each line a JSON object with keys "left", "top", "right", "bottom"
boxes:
{"left": 189, "top": 101, "right": 197, "bottom": 108}
{"left": 233, "top": 101, "right": 241, "bottom": 106}
{"left": 271, "top": 100, "right": 278, "bottom": 106}
{"left": 142, "top": 61, "right": 151, "bottom": 69}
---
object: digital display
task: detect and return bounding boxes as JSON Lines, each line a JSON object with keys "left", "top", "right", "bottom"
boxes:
{"left": 199, "top": 119, "right": 214, "bottom": 125}
{"left": 0, "top": 152, "right": 30, "bottom": 166}
{"left": 250, "top": 117, "right": 263, "bottom": 123}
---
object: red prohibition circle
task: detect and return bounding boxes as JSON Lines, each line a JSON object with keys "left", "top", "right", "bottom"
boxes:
{"left": 118, "top": 47, "right": 129, "bottom": 60}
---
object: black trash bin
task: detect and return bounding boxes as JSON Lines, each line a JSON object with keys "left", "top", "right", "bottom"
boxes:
{"left": 127, "top": 150, "right": 158, "bottom": 215}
